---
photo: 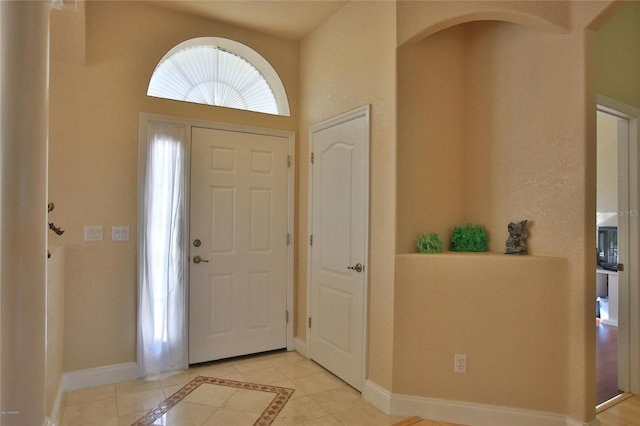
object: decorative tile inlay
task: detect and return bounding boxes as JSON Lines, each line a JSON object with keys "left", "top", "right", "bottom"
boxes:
{"left": 132, "top": 376, "right": 294, "bottom": 426}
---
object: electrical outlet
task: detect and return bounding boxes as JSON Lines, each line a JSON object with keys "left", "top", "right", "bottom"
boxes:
{"left": 454, "top": 354, "right": 467, "bottom": 373}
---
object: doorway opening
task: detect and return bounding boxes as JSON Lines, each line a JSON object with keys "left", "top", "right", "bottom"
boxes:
{"left": 595, "top": 96, "right": 640, "bottom": 407}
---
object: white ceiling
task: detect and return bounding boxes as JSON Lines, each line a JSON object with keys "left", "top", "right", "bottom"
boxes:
{"left": 145, "top": 0, "right": 349, "bottom": 41}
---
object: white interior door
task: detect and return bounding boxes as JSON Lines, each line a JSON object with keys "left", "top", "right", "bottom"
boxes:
{"left": 309, "top": 106, "right": 369, "bottom": 391}
{"left": 189, "top": 127, "right": 289, "bottom": 364}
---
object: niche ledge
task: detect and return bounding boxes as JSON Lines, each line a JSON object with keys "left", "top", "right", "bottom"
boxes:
{"left": 395, "top": 252, "right": 568, "bottom": 292}
{"left": 396, "top": 251, "right": 567, "bottom": 275}
{"left": 397, "top": 251, "right": 565, "bottom": 260}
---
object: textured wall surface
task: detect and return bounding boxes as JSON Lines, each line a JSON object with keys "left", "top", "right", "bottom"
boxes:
{"left": 299, "top": 0, "right": 397, "bottom": 389}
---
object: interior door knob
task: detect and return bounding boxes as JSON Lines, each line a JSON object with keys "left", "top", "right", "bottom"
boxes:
{"left": 193, "top": 255, "right": 209, "bottom": 264}
{"left": 347, "top": 263, "right": 363, "bottom": 273}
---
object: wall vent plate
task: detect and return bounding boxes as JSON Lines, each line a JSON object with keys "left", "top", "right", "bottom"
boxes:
{"left": 84, "top": 226, "right": 103, "bottom": 242}
{"left": 112, "top": 226, "right": 130, "bottom": 241}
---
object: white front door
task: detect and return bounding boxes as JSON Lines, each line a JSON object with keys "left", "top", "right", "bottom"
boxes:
{"left": 309, "top": 106, "right": 369, "bottom": 390}
{"left": 189, "top": 127, "right": 289, "bottom": 364}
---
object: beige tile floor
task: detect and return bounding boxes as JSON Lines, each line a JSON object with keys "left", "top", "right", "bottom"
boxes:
{"left": 60, "top": 350, "right": 640, "bottom": 426}
{"left": 60, "top": 351, "right": 407, "bottom": 426}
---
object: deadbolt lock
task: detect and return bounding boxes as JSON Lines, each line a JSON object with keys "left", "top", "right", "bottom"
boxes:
{"left": 193, "top": 239, "right": 201, "bottom": 247}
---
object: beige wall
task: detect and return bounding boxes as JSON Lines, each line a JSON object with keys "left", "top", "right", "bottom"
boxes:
{"left": 396, "top": 25, "right": 467, "bottom": 253}
{"left": 1, "top": 2, "right": 49, "bottom": 424}
{"left": 463, "top": 20, "right": 586, "bottom": 257}
{"left": 47, "top": 246, "right": 65, "bottom": 416}
{"left": 596, "top": 113, "right": 619, "bottom": 227}
{"left": 50, "top": 0, "right": 299, "bottom": 371}
{"left": 298, "top": 1, "right": 397, "bottom": 388}
{"left": 597, "top": 0, "right": 640, "bottom": 110}
{"left": 394, "top": 253, "right": 568, "bottom": 411}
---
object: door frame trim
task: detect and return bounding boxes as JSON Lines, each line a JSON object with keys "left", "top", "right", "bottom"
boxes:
{"left": 596, "top": 95, "right": 640, "bottom": 395}
{"left": 306, "top": 105, "right": 370, "bottom": 390}
{"left": 138, "top": 112, "right": 296, "bottom": 365}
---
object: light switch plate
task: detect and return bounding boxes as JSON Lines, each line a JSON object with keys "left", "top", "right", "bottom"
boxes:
{"left": 84, "top": 226, "right": 103, "bottom": 242}
{"left": 112, "top": 226, "right": 130, "bottom": 241}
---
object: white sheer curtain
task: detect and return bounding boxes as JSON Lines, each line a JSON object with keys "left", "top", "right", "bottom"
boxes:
{"left": 138, "top": 122, "right": 187, "bottom": 376}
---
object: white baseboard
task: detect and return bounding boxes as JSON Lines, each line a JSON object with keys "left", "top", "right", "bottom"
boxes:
{"left": 62, "top": 362, "right": 139, "bottom": 392}
{"left": 393, "top": 393, "right": 570, "bottom": 426}
{"left": 363, "top": 379, "right": 598, "bottom": 426}
{"left": 45, "top": 379, "right": 65, "bottom": 426}
{"left": 294, "top": 337, "right": 308, "bottom": 358}
{"left": 363, "top": 379, "right": 392, "bottom": 414}
{"left": 567, "top": 417, "right": 601, "bottom": 426}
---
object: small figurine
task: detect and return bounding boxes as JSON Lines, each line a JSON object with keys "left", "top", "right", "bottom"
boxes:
{"left": 505, "top": 220, "right": 528, "bottom": 255}
{"left": 417, "top": 233, "right": 444, "bottom": 254}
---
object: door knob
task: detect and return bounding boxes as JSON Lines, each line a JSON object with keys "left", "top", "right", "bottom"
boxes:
{"left": 347, "top": 263, "right": 363, "bottom": 273}
{"left": 193, "top": 255, "right": 209, "bottom": 264}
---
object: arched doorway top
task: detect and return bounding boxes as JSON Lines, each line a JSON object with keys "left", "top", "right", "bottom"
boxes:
{"left": 397, "top": 2, "right": 571, "bottom": 46}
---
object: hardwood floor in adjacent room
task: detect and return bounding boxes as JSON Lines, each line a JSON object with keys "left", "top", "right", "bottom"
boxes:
{"left": 597, "top": 394, "right": 640, "bottom": 426}
{"left": 597, "top": 318, "right": 621, "bottom": 405}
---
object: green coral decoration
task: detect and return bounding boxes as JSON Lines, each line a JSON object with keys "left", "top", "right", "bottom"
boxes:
{"left": 417, "top": 233, "right": 444, "bottom": 254}
{"left": 450, "top": 223, "right": 488, "bottom": 252}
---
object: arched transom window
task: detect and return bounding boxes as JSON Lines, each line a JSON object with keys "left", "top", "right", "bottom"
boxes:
{"left": 147, "top": 37, "right": 290, "bottom": 116}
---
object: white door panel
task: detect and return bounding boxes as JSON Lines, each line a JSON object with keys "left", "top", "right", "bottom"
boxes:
{"left": 310, "top": 106, "right": 369, "bottom": 391}
{"left": 189, "top": 127, "right": 289, "bottom": 364}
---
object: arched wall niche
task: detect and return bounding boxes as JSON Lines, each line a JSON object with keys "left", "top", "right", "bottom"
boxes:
{"left": 397, "top": 15, "right": 569, "bottom": 254}
{"left": 393, "top": 2, "right": 619, "bottom": 423}
{"left": 397, "top": 16, "right": 582, "bottom": 256}
{"left": 396, "top": 0, "right": 622, "bottom": 256}
{"left": 397, "top": 2, "right": 571, "bottom": 48}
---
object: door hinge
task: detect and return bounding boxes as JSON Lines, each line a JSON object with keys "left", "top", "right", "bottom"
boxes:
{"left": 287, "top": 233, "right": 291, "bottom": 246}
{"left": 287, "top": 155, "right": 291, "bottom": 168}
{"left": 308, "top": 317, "right": 312, "bottom": 328}
{"left": 286, "top": 310, "right": 289, "bottom": 323}
{"left": 311, "top": 152, "right": 314, "bottom": 164}
{"left": 309, "top": 235, "right": 313, "bottom": 246}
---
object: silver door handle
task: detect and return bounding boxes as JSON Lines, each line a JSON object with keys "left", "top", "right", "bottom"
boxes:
{"left": 347, "top": 263, "right": 363, "bottom": 273}
{"left": 193, "top": 255, "right": 209, "bottom": 264}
